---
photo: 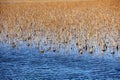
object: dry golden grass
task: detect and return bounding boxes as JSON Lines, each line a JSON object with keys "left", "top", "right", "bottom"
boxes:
{"left": 0, "top": 0, "right": 120, "bottom": 51}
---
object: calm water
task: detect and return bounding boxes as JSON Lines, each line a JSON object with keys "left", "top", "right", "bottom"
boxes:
{"left": 0, "top": 45, "right": 120, "bottom": 80}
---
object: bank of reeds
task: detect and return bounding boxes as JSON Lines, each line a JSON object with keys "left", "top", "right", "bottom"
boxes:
{"left": 0, "top": 0, "right": 120, "bottom": 54}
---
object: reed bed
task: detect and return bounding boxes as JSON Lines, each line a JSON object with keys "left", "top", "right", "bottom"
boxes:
{"left": 0, "top": 0, "right": 120, "bottom": 54}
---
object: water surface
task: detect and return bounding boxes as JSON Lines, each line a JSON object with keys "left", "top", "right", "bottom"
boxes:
{"left": 0, "top": 45, "right": 120, "bottom": 80}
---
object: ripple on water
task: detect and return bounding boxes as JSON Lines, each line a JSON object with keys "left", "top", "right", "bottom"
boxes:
{"left": 0, "top": 47, "right": 120, "bottom": 80}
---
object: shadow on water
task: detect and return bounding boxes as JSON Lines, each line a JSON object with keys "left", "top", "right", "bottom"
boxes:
{"left": 0, "top": 45, "right": 120, "bottom": 80}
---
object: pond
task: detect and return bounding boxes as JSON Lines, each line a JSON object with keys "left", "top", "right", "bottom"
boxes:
{"left": 0, "top": 44, "right": 120, "bottom": 80}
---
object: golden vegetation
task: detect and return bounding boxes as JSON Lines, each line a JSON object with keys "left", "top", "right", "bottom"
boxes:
{"left": 0, "top": 0, "right": 120, "bottom": 54}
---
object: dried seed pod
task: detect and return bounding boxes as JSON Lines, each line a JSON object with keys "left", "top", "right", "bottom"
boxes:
{"left": 76, "top": 42, "right": 78, "bottom": 46}
{"left": 28, "top": 36, "right": 31, "bottom": 40}
{"left": 79, "top": 49, "right": 83, "bottom": 54}
{"left": 116, "top": 45, "right": 119, "bottom": 50}
{"left": 27, "top": 43, "right": 30, "bottom": 47}
{"left": 40, "top": 50, "right": 44, "bottom": 54}
{"left": 89, "top": 48, "right": 93, "bottom": 54}
{"left": 53, "top": 49, "right": 56, "bottom": 52}
{"left": 12, "top": 42, "right": 16, "bottom": 48}
{"left": 111, "top": 50, "right": 115, "bottom": 55}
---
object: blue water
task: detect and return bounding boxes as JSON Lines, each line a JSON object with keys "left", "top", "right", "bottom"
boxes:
{"left": 0, "top": 45, "right": 120, "bottom": 80}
